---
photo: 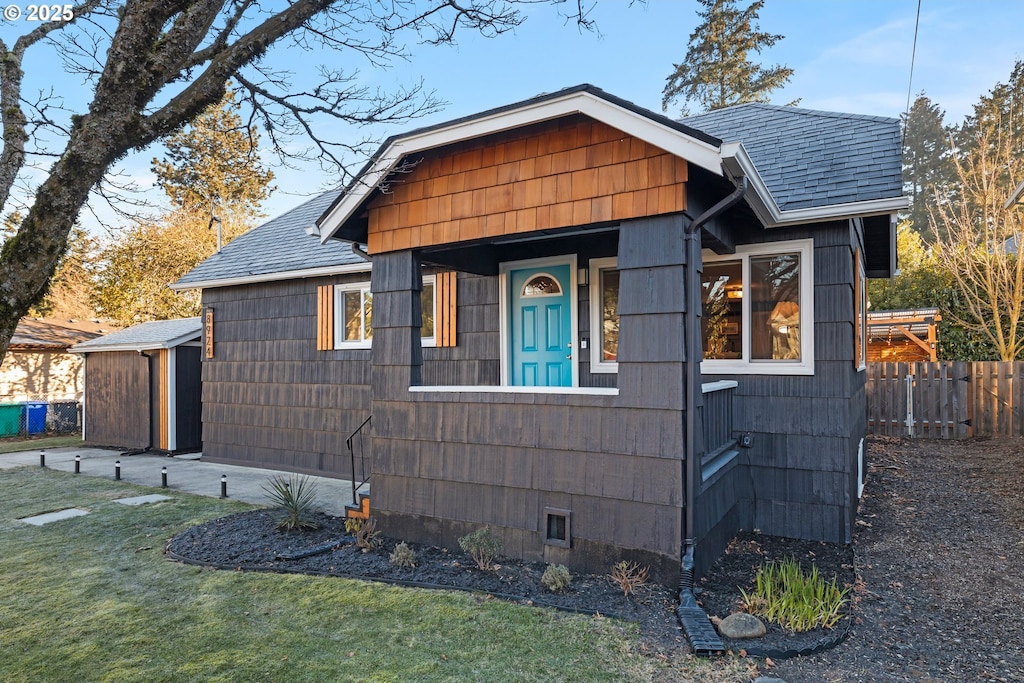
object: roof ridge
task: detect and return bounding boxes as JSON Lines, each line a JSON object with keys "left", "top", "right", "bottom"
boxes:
{"left": 683, "top": 102, "right": 900, "bottom": 125}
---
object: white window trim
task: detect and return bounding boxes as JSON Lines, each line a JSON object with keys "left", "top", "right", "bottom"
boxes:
{"left": 701, "top": 238, "right": 815, "bottom": 376}
{"left": 588, "top": 256, "right": 618, "bottom": 373}
{"left": 333, "top": 276, "right": 437, "bottom": 349}
{"left": 421, "top": 274, "right": 437, "bottom": 348}
{"left": 334, "top": 282, "right": 373, "bottom": 349}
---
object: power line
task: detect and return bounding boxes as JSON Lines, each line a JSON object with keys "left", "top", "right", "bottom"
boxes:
{"left": 905, "top": 0, "right": 922, "bottom": 118}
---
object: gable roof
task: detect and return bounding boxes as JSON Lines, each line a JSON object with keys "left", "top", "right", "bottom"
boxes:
{"left": 10, "top": 318, "right": 118, "bottom": 351}
{"left": 69, "top": 317, "right": 202, "bottom": 353}
{"left": 172, "top": 189, "right": 368, "bottom": 290}
{"left": 318, "top": 84, "right": 907, "bottom": 243}
{"left": 682, "top": 103, "right": 904, "bottom": 214}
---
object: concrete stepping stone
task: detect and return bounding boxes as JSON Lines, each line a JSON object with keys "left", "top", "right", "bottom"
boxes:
{"left": 20, "top": 508, "right": 90, "bottom": 525}
{"left": 114, "top": 494, "right": 172, "bottom": 506}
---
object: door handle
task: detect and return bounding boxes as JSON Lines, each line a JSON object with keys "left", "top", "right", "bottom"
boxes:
{"left": 567, "top": 342, "right": 572, "bottom": 359}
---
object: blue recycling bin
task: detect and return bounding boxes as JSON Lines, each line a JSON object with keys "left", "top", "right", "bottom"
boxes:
{"left": 24, "top": 402, "right": 47, "bottom": 435}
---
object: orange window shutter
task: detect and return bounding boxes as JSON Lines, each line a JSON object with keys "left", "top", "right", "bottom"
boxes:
{"left": 437, "top": 271, "right": 458, "bottom": 347}
{"left": 317, "top": 284, "right": 334, "bottom": 350}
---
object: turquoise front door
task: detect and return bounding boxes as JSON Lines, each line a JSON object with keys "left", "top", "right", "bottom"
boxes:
{"left": 509, "top": 263, "right": 573, "bottom": 387}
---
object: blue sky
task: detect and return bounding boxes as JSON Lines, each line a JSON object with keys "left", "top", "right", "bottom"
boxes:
{"left": 4, "top": 1, "right": 1023, "bottom": 229}
{"left": 260, "top": 0, "right": 1024, "bottom": 218}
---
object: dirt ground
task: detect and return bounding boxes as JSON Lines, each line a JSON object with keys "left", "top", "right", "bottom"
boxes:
{"left": 167, "top": 436, "right": 1024, "bottom": 682}
{"left": 769, "top": 437, "right": 1024, "bottom": 683}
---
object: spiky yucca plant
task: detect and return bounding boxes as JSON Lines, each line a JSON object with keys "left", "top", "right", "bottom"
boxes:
{"left": 261, "top": 474, "right": 320, "bottom": 531}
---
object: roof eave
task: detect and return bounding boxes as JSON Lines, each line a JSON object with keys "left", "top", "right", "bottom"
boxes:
{"left": 318, "top": 88, "right": 727, "bottom": 244}
{"left": 170, "top": 261, "right": 371, "bottom": 292}
{"left": 720, "top": 141, "right": 909, "bottom": 227}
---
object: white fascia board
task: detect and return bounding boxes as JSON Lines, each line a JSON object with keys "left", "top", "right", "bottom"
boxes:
{"left": 319, "top": 90, "right": 726, "bottom": 243}
{"left": 69, "top": 332, "right": 201, "bottom": 354}
{"left": 721, "top": 141, "right": 909, "bottom": 227}
{"left": 169, "top": 262, "right": 371, "bottom": 291}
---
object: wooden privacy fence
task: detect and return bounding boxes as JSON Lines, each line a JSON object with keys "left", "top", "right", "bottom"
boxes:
{"left": 866, "top": 361, "right": 1024, "bottom": 439}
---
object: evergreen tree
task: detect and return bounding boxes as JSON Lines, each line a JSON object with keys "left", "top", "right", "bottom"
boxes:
{"left": 662, "top": 0, "right": 793, "bottom": 116}
{"left": 901, "top": 95, "right": 955, "bottom": 238}
{"left": 152, "top": 89, "right": 275, "bottom": 218}
{"left": 96, "top": 93, "right": 275, "bottom": 324}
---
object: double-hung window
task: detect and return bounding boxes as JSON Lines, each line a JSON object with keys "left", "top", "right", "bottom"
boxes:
{"left": 588, "top": 257, "right": 619, "bottom": 372}
{"left": 334, "top": 275, "right": 436, "bottom": 349}
{"left": 701, "top": 239, "right": 814, "bottom": 375}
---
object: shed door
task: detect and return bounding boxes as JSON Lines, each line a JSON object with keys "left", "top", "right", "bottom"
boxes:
{"left": 509, "top": 264, "right": 572, "bottom": 387}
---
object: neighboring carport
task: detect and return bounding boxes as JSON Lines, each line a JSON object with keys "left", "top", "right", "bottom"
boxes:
{"left": 70, "top": 318, "right": 202, "bottom": 452}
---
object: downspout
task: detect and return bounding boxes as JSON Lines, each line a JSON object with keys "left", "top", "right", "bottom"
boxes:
{"left": 350, "top": 241, "right": 372, "bottom": 262}
{"left": 678, "top": 177, "right": 747, "bottom": 655}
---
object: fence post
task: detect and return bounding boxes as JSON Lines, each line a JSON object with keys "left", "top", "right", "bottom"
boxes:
{"left": 905, "top": 372, "right": 915, "bottom": 438}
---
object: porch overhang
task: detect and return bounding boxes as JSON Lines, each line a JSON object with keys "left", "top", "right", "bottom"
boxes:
{"left": 318, "top": 85, "right": 726, "bottom": 246}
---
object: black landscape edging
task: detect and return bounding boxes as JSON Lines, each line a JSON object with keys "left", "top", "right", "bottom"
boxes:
{"left": 733, "top": 612, "right": 851, "bottom": 660}
{"left": 163, "top": 548, "right": 632, "bottom": 622}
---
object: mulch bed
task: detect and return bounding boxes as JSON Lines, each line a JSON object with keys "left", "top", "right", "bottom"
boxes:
{"left": 770, "top": 437, "right": 1024, "bottom": 683}
{"left": 165, "top": 436, "right": 1024, "bottom": 681}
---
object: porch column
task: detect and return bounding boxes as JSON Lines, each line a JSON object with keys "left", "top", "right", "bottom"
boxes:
{"left": 615, "top": 214, "right": 688, "bottom": 410}
{"left": 370, "top": 249, "right": 423, "bottom": 400}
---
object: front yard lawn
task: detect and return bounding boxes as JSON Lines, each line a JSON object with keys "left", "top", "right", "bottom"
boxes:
{"left": 0, "top": 467, "right": 753, "bottom": 683}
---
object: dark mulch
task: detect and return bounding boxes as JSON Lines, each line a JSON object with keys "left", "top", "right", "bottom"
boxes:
{"left": 166, "top": 436, "right": 1024, "bottom": 681}
{"left": 770, "top": 437, "right": 1024, "bottom": 683}
{"left": 166, "top": 508, "right": 851, "bottom": 662}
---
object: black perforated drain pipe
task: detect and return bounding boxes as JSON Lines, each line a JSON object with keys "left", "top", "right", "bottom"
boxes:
{"left": 678, "top": 177, "right": 747, "bottom": 655}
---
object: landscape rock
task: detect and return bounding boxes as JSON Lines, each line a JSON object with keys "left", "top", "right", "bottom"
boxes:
{"left": 717, "top": 612, "right": 767, "bottom": 639}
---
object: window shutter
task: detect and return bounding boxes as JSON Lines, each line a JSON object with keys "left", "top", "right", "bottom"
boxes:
{"left": 436, "top": 271, "right": 458, "bottom": 347}
{"left": 317, "top": 284, "right": 334, "bottom": 350}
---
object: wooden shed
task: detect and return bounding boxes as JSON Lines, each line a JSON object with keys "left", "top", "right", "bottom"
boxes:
{"left": 70, "top": 318, "right": 202, "bottom": 452}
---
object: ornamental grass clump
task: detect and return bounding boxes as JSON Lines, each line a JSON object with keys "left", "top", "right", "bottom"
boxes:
{"left": 740, "top": 557, "right": 850, "bottom": 632}
{"left": 261, "top": 474, "right": 320, "bottom": 531}
{"left": 458, "top": 526, "right": 501, "bottom": 570}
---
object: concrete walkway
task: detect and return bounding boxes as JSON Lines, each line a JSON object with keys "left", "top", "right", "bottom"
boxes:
{"left": 0, "top": 446, "right": 360, "bottom": 516}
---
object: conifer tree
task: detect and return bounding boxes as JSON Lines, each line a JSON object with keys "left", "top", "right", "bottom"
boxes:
{"left": 95, "top": 92, "right": 274, "bottom": 324}
{"left": 902, "top": 95, "right": 955, "bottom": 238}
{"left": 662, "top": 0, "right": 793, "bottom": 116}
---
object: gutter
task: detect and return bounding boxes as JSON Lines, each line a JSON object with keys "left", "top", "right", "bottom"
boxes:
{"left": 678, "top": 176, "right": 748, "bottom": 655}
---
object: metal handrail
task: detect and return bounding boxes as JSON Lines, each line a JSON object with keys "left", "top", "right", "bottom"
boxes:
{"left": 346, "top": 415, "right": 372, "bottom": 507}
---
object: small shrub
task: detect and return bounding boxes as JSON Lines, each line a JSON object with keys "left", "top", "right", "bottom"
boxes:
{"left": 458, "top": 526, "right": 501, "bottom": 570}
{"left": 351, "top": 517, "right": 380, "bottom": 551}
{"left": 740, "top": 557, "right": 850, "bottom": 632}
{"left": 541, "top": 564, "right": 572, "bottom": 593}
{"left": 344, "top": 517, "right": 363, "bottom": 535}
{"left": 261, "top": 474, "right": 320, "bottom": 531}
{"left": 610, "top": 560, "right": 649, "bottom": 596}
{"left": 389, "top": 542, "right": 417, "bottom": 568}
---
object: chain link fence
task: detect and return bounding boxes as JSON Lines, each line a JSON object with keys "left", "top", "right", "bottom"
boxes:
{"left": 0, "top": 396, "right": 81, "bottom": 437}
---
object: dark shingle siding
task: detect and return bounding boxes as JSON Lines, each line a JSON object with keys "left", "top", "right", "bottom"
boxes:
{"left": 684, "top": 103, "right": 902, "bottom": 211}
{"left": 176, "top": 189, "right": 366, "bottom": 287}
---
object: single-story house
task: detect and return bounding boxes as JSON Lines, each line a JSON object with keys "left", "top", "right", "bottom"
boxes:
{"left": 70, "top": 317, "right": 203, "bottom": 452}
{"left": 175, "top": 85, "right": 905, "bottom": 590}
{"left": 1, "top": 317, "right": 116, "bottom": 403}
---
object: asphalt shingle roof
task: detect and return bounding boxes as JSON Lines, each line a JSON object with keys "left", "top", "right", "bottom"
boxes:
{"left": 175, "top": 189, "right": 366, "bottom": 288}
{"left": 70, "top": 317, "right": 202, "bottom": 353}
{"left": 682, "top": 103, "right": 903, "bottom": 211}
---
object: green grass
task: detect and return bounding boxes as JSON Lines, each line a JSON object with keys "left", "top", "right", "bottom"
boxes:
{"left": 0, "top": 467, "right": 758, "bottom": 682}
{"left": 0, "top": 434, "right": 85, "bottom": 454}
